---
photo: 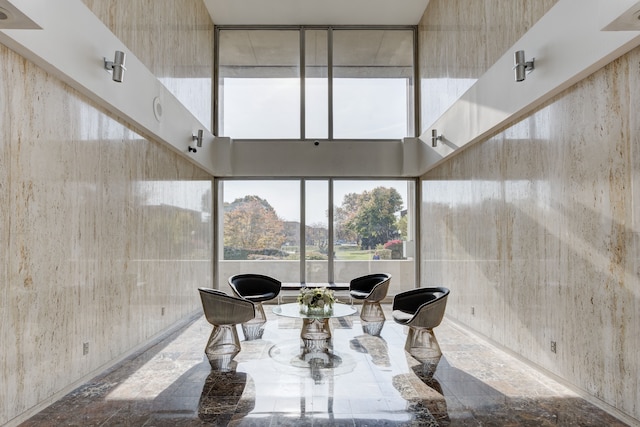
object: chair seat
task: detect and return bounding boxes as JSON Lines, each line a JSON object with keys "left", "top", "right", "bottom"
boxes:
{"left": 349, "top": 273, "right": 391, "bottom": 303}
{"left": 349, "top": 290, "right": 371, "bottom": 299}
{"left": 392, "top": 287, "right": 450, "bottom": 329}
{"left": 392, "top": 310, "right": 414, "bottom": 324}
{"left": 242, "top": 292, "right": 278, "bottom": 302}
{"left": 228, "top": 274, "right": 281, "bottom": 303}
{"left": 198, "top": 288, "right": 256, "bottom": 325}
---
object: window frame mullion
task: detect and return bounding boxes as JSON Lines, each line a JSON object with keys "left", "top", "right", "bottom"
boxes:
{"left": 327, "top": 27, "right": 333, "bottom": 141}
{"left": 300, "top": 29, "right": 306, "bottom": 140}
{"left": 300, "top": 180, "right": 306, "bottom": 284}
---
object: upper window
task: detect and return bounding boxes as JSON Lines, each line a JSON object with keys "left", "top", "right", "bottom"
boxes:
{"left": 216, "top": 27, "right": 416, "bottom": 140}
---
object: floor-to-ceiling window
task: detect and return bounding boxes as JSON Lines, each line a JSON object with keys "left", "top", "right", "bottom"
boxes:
{"left": 217, "top": 179, "right": 416, "bottom": 295}
{"left": 214, "top": 27, "right": 419, "bottom": 294}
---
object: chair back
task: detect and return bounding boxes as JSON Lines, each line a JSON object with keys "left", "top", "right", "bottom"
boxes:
{"left": 198, "top": 288, "right": 255, "bottom": 326}
{"left": 228, "top": 274, "right": 281, "bottom": 302}
{"left": 392, "top": 287, "right": 449, "bottom": 329}
{"left": 350, "top": 273, "right": 391, "bottom": 301}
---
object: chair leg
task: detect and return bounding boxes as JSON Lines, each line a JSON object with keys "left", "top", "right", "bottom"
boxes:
{"left": 242, "top": 302, "right": 266, "bottom": 340}
{"left": 359, "top": 301, "right": 385, "bottom": 335}
{"left": 360, "top": 301, "right": 385, "bottom": 322}
{"left": 205, "top": 324, "right": 242, "bottom": 371}
{"left": 404, "top": 326, "right": 442, "bottom": 373}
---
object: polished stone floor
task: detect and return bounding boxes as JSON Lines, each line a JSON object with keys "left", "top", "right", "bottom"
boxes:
{"left": 21, "top": 304, "right": 628, "bottom": 426}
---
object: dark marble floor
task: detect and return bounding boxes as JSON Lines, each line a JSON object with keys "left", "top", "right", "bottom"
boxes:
{"left": 21, "top": 305, "right": 629, "bottom": 426}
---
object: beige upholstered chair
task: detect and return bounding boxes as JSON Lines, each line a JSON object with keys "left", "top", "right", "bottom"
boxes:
{"left": 392, "top": 287, "right": 450, "bottom": 371}
{"left": 198, "top": 288, "right": 255, "bottom": 371}
{"left": 228, "top": 274, "right": 281, "bottom": 340}
{"left": 349, "top": 273, "right": 391, "bottom": 335}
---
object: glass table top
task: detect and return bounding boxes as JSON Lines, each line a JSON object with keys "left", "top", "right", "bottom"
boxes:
{"left": 272, "top": 302, "right": 357, "bottom": 319}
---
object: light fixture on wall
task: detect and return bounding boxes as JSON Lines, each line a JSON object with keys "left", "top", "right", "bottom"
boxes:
{"left": 104, "top": 50, "right": 126, "bottom": 83}
{"left": 188, "top": 130, "right": 203, "bottom": 153}
{"left": 514, "top": 50, "right": 534, "bottom": 82}
{"left": 431, "top": 129, "right": 442, "bottom": 147}
{"left": 193, "top": 129, "right": 204, "bottom": 148}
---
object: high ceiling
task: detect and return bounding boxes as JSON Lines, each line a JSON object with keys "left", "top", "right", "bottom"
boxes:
{"left": 203, "top": 0, "right": 430, "bottom": 26}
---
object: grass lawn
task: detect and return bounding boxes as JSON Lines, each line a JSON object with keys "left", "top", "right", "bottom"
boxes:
{"left": 335, "top": 248, "right": 376, "bottom": 260}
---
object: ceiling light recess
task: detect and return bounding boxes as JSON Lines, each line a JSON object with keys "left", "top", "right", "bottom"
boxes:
{"left": 0, "top": 1, "right": 42, "bottom": 29}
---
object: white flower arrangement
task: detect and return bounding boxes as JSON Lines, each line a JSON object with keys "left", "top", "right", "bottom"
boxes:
{"left": 297, "top": 287, "right": 335, "bottom": 314}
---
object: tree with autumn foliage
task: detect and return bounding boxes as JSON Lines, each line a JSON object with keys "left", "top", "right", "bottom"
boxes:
{"left": 337, "top": 187, "right": 403, "bottom": 250}
{"left": 334, "top": 193, "right": 359, "bottom": 244}
{"left": 223, "top": 195, "right": 285, "bottom": 251}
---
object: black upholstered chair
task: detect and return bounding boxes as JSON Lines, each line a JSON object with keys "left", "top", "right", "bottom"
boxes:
{"left": 228, "top": 274, "right": 281, "bottom": 340}
{"left": 349, "top": 273, "right": 391, "bottom": 335}
{"left": 392, "top": 287, "right": 450, "bottom": 369}
{"left": 198, "top": 288, "right": 255, "bottom": 371}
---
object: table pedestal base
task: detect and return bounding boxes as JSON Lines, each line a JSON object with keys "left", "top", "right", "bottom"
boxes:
{"left": 270, "top": 302, "right": 357, "bottom": 379}
{"left": 301, "top": 317, "right": 332, "bottom": 341}
{"left": 299, "top": 317, "right": 341, "bottom": 375}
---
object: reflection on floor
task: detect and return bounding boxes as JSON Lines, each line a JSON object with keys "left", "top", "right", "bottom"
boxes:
{"left": 21, "top": 305, "right": 629, "bottom": 426}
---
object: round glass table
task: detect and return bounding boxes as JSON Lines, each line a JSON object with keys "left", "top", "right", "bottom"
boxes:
{"left": 271, "top": 303, "right": 357, "bottom": 372}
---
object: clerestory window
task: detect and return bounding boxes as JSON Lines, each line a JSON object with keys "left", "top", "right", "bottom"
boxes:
{"left": 215, "top": 26, "right": 417, "bottom": 140}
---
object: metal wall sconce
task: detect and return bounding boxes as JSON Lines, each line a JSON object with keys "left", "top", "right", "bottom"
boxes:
{"left": 104, "top": 50, "right": 126, "bottom": 83}
{"left": 188, "top": 130, "right": 203, "bottom": 153}
{"left": 193, "top": 129, "right": 204, "bottom": 148}
{"left": 514, "top": 50, "right": 534, "bottom": 82}
{"left": 431, "top": 129, "right": 442, "bottom": 147}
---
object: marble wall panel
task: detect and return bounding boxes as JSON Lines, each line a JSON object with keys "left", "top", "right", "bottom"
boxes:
{"left": 0, "top": 39, "right": 9, "bottom": 424}
{"left": 421, "top": 131, "right": 506, "bottom": 342}
{"left": 421, "top": 31, "right": 640, "bottom": 425}
{"left": 418, "top": 0, "right": 557, "bottom": 131}
{"left": 624, "top": 41, "right": 640, "bottom": 419}
{"left": 82, "top": 0, "right": 214, "bottom": 129}
{"left": 0, "top": 35, "right": 212, "bottom": 426}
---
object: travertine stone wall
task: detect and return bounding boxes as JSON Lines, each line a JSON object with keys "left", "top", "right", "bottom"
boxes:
{"left": 82, "top": 0, "right": 214, "bottom": 128}
{"left": 420, "top": 0, "right": 639, "bottom": 421}
{"left": 0, "top": 1, "right": 213, "bottom": 424}
{"left": 419, "top": 0, "right": 557, "bottom": 131}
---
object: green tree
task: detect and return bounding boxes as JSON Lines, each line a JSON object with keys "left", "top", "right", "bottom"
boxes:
{"left": 397, "top": 214, "right": 407, "bottom": 240}
{"left": 340, "top": 187, "right": 403, "bottom": 249}
{"left": 224, "top": 196, "right": 285, "bottom": 250}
